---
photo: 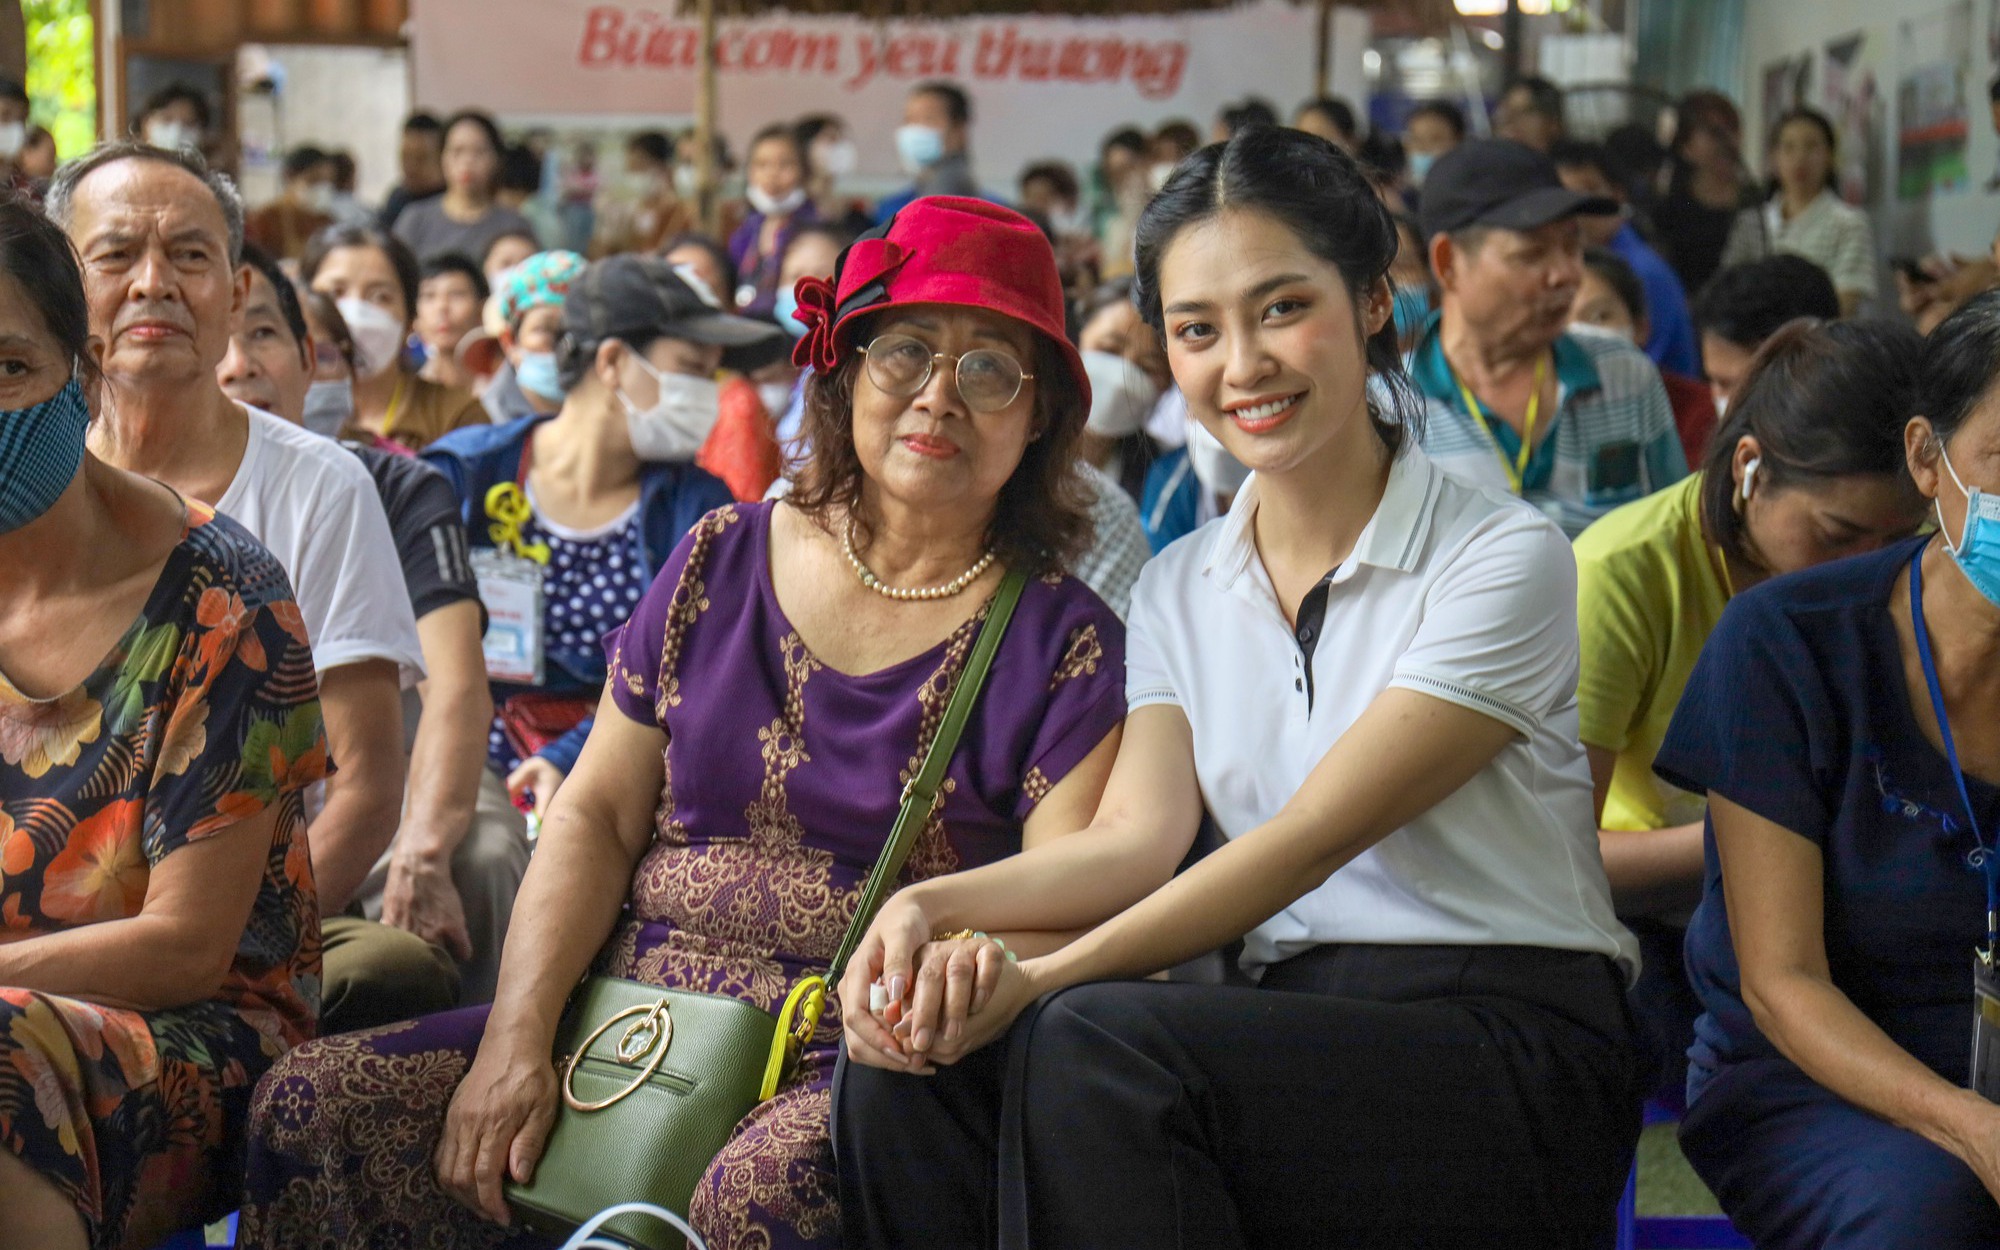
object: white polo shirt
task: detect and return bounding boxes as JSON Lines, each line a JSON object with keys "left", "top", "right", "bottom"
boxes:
{"left": 1127, "top": 445, "right": 1637, "bottom": 979}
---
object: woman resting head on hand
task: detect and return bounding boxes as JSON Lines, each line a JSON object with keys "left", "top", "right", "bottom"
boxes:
{"left": 234, "top": 196, "right": 1128, "bottom": 1250}
{"left": 0, "top": 194, "right": 326, "bottom": 1250}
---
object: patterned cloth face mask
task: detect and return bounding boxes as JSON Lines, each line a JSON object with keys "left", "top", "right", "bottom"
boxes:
{"left": 0, "top": 372, "right": 89, "bottom": 535}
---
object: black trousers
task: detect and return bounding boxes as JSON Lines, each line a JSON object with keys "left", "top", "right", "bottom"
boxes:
{"left": 834, "top": 943, "right": 1642, "bottom": 1250}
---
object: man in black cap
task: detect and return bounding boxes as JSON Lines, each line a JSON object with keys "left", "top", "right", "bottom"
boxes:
{"left": 1410, "top": 139, "right": 1689, "bottom": 538}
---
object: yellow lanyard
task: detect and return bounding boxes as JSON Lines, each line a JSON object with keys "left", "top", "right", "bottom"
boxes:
{"left": 1452, "top": 354, "right": 1547, "bottom": 495}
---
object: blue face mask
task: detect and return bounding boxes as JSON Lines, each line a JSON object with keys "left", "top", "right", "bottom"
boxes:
{"left": 1408, "top": 150, "right": 1438, "bottom": 187}
{"left": 1940, "top": 444, "right": 2000, "bottom": 609}
{"left": 516, "top": 351, "right": 565, "bottom": 402}
{"left": 774, "top": 285, "right": 808, "bottom": 340}
{"left": 1392, "top": 285, "right": 1431, "bottom": 340}
{"left": 0, "top": 374, "right": 88, "bottom": 536}
{"left": 895, "top": 124, "right": 946, "bottom": 175}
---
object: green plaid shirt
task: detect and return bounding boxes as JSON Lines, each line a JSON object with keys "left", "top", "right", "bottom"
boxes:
{"left": 1409, "top": 316, "right": 1689, "bottom": 540}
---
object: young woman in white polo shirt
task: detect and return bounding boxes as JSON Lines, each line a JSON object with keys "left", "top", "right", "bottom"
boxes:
{"left": 832, "top": 126, "right": 1642, "bottom": 1248}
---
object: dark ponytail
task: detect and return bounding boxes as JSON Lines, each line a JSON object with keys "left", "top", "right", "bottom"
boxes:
{"left": 1131, "top": 125, "right": 1422, "bottom": 453}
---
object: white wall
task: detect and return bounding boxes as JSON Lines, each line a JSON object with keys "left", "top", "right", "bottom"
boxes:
{"left": 1739, "top": 0, "right": 1999, "bottom": 262}
{"left": 236, "top": 45, "right": 411, "bottom": 209}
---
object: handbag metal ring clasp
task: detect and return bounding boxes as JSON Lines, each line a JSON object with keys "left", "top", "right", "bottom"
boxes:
{"left": 562, "top": 999, "right": 674, "bottom": 1112}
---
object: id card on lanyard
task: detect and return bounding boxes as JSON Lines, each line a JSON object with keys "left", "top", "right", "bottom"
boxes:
{"left": 477, "top": 437, "right": 551, "bottom": 687}
{"left": 1909, "top": 546, "right": 2000, "bottom": 1101}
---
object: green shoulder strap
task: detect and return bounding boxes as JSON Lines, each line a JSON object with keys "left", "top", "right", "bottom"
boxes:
{"left": 826, "top": 568, "right": 1028, "bottom": 982}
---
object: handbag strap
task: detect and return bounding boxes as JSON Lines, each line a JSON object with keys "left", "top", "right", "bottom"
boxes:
{"left": 826, "top": 568, "right": 1027, "bottom": 982}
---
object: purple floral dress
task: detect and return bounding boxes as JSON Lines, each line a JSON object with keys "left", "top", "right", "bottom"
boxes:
{"left": 237, "top": 502, "right": 1126, "bottom": 1250}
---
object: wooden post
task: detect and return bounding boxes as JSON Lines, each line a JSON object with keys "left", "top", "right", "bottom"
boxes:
{"left": 1314, "top": 0, "right": 1333, "bottom": 99}
{"left": 696, "top": 0, "right": 720, "bottom": 238}
{"left": 0, "top": 0, "right": 25, "bottom": 86}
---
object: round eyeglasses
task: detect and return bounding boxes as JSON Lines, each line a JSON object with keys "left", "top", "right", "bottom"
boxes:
{"left": 860, "top": 333, "right": 1034, "bottom": 414}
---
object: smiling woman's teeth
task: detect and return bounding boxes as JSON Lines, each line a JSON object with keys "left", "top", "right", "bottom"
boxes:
{"left": 1234, "top": 397, "right": 1295, "bottom": 422}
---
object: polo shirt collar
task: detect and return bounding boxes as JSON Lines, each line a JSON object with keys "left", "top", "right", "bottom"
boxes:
{"left": 1410, "top": 312, "right": 1603, "bottom": 411}
{"left": 1200, "top": 443, "right": 1443, "bottom": 590}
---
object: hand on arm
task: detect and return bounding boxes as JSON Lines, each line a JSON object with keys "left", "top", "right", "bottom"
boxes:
{"left": 436, "top": 687, "right": 667, "bottom": 1226}
{"left": 1587, "top": 743, "right": 1706, "bottom": 916}
{"left": 1711, "top": 794, "right": 2000, "bottom": 1201}
{"left": 0, "top": 803, "right": 280, "bottom": 1011}
{"left": 312, "top": 659, "right": 410, "bottom": 915}
{"left": 381, "top": 601, "right": 494, "bottom": 960}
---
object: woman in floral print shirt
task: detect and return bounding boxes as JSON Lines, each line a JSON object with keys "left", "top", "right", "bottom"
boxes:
{"left": 0, "top": 197, "right": 326, "bottom": 1249}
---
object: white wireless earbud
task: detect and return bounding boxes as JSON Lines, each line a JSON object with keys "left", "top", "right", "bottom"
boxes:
{"left": 1741, "top": 456, "right": 1761, "bottom": 502}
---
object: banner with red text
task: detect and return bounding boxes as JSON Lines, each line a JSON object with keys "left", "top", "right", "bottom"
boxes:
{"left": 409, "top": 0, "right": 1364, "bottom": 186}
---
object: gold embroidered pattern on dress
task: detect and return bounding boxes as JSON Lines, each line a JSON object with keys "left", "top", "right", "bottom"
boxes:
{"left": 1021, "top": 767, "right": 1053, "bottom": 805}
{"left": 1049, "top": 623, "right": 1104, "bottom": 690}
{"left": 652, "top": 505, "right": 742, "bottom": 721}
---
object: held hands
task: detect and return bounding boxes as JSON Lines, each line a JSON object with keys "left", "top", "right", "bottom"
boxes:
{"left": 837, "top": 895, "right": 1035, "bottom": 1073}
{"left": 435, "top": 1037, "right": 561, "bottom": 1225}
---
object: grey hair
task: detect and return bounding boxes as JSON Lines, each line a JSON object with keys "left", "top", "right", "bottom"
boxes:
{"left": 45, "top": 140, "right": 245, "bottom": 264}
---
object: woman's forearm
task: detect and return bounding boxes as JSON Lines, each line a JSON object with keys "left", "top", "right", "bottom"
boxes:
{"left": 1598, "top": 821, "right": 1706, "bottom": 915}
{"left": 0, "top": 915, "right": 230, "bottom": 1012}
{"left": 1032, "top": 689, "right": 1519, "bottom": 993}
{"left": 1751, "top": 968, "right": 1996, "bottom": 1162}
{"left": 396, "top": 677, "right": 493, "bottom": 863}
{"left": 910, "top": 817, "right": 1186, "bottom": 938}
{"left": 478, "top": 806, "right": 647, "bottom": 1054}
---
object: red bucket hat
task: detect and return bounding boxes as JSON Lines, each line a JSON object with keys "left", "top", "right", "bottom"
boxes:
{"left": 788, "top": 196, "right": 1089, "bottom": 414}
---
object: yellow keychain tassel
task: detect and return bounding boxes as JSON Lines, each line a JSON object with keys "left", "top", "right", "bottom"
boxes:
{"left": 762, "top": 976, "right": 827, "bottom": 1100}
{"left": 484, "top": 482, "right": 551, "bottom": 564}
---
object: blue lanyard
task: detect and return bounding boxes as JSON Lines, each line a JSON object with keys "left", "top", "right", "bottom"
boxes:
{"left": 1909, "top": 546, "right": 1999, "bottom": 956}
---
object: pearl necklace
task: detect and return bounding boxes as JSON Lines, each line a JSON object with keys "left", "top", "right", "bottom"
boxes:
{"left": 843, "top": 518, "right": 996, "bottom": 602}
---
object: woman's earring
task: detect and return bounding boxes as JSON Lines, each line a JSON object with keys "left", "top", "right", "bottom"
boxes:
{"left": 1741, "top": 456, "right": 1761, "bottom": 503}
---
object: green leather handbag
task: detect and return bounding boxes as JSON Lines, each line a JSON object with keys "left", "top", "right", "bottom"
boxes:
{"left": 505, "top": 570, "right": 1028, "bottom": 1250}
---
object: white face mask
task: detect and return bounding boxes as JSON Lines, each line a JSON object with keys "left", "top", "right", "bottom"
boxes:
{"left": 0, "top": 122, "right": 24, "bottom": 161}
{"left": 145, "top": 119, "right": 199, "bottom": 151}
{"left": 756, "top": 379, "right": 795, "bottom": 418}
{"left": 304, "top": 182, "right": 336, "bottom": 212}
{"left": 301, "top": 379, "right": 354, "bottom": 437}
{"left": 336, "top": 297, "right": 409, "bottom": 379}
{"left": 1185, "top": 420, "right": 1251, "bottom": 498}
{"left": 1049, "top": 203, "right": 1090, "bottom": 238}
{"left": 617, "top": 347, "right": 721, "bottom": 462}
{"left": 672, "top": 166, "right": 701, "bottom": 199}
{"left": 813, "top": 139, "right": 858, "bottom": 179}
{"left": 1081, "top": 350, "right": 1162, "bottom": 439}
{"left": 747, "top": 185, "right": 808, "bottom": 218}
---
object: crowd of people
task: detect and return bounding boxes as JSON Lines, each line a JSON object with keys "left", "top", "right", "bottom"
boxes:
{"left": 0, "top": 61, "right": 1994, "bottom": 1250}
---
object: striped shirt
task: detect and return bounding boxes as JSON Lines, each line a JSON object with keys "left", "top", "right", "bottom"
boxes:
{"left": 1409, "top": 315, "right": 1689, "bottom": 540}
{"left": 1719, "top": 189, "right": 1878, "bottom": 300}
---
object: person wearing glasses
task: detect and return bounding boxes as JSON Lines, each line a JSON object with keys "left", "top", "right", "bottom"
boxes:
{"left": 237, "top": 199, "right": 1127, "bottom": 1250}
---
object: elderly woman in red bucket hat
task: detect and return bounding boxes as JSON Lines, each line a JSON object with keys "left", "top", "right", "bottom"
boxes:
{"left": 234, "top": 197, "right": 1130, "bottom": 1250}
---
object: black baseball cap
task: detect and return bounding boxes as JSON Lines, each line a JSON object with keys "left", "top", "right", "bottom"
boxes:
{"left": 562, "top": 253, "right": 786, "bottom": 373}
{"left": 1417, "top": 139, "right": 1618, "bottom": 242}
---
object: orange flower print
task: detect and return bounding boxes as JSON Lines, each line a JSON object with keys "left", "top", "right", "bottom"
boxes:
{"left": 0, "top": 684, "right": 103, "bottom": 780}
{"left": 269, "top": 599, "right": 311, "bottom": 650}
{"left": 195, "top": 587, "right": 266, "bottom": 674}
{"left": 157, "top": 696, "right": 210, "bottom": 779}
{"left": 0, "top": 809, "right": 34, "bottom": 894}
{"left": 8, "top": 998, "right": 85, "bottom": 1157}
{"left": 40, "top": 798, "right": 148, "bottom": 924}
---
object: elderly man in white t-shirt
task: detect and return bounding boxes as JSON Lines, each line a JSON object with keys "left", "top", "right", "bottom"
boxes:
{"left": 50, "top": 141, "right": 455, "bottom": 1032}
